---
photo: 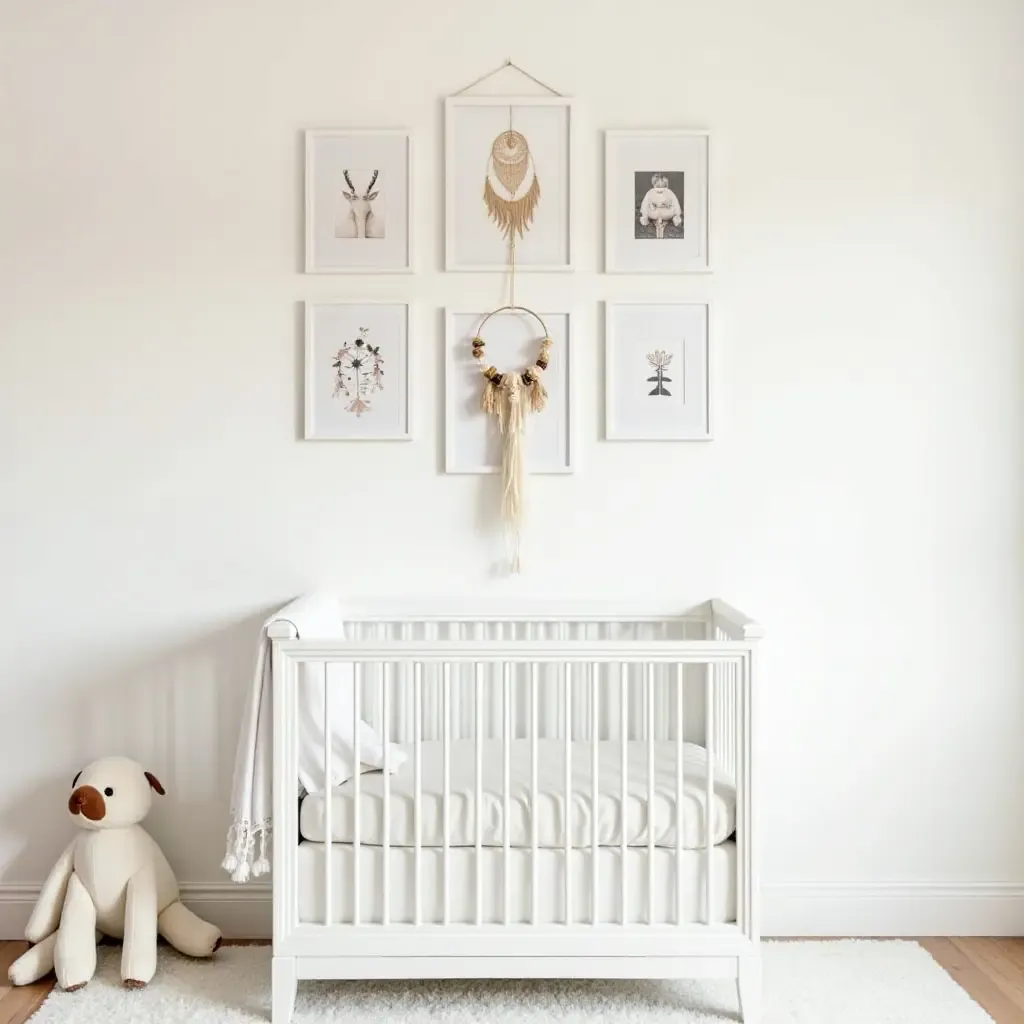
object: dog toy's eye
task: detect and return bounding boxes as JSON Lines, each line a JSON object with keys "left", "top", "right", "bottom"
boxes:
{"left": 104, "top": 787, "right": 114, "bottom": 797}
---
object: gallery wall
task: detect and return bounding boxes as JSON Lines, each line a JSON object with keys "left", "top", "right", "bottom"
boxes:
{"left": 1, "top": 0, "right": 1023, "bottom": 935}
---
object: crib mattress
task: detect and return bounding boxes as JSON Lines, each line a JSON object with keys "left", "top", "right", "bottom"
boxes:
{"left": 299, "top": 740, "right": 735, "bottom": 850}
{"left": 297, "top": 840, "right": 736, "bottom": 925}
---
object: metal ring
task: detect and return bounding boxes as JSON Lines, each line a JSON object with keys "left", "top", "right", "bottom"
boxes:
{"left": 473, "top": 305, "right": 550, "bottom": 340}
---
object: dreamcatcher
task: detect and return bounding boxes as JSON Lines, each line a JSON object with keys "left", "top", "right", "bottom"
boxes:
{"left": 454, "top": 60, "right": 564, "bottom": 573}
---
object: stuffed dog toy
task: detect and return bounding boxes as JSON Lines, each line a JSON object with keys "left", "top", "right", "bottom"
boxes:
{"left": 8, "top": 757, "right": 221, "bottom": 991}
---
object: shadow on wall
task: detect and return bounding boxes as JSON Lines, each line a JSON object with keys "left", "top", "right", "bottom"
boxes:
{"left": 0, "top": 605, "right": 279, "bottom": 885}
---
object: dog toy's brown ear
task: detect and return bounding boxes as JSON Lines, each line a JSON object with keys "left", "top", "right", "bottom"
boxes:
{"left": 144, "top": 771, "right": 166, "bottom": 796}
{"left": 72, "top": 771, "right": 82, "bottom": 789}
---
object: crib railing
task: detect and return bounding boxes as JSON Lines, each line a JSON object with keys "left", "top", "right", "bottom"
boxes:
{"left": 272, "top": 606, "right": 760, "bottom": 954}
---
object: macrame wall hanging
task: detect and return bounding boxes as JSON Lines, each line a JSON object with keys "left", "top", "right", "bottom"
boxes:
{"left": 454, "top": 59, "right": 563, "bottom": 574}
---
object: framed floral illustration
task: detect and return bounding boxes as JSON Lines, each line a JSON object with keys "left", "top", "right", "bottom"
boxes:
{"left": 305, "top": 129, "right": 413, "bottom": 273}
{"left": 445, "top": 96, "right": 576, "bottom": 272}
{"left": 604, "top": 130, "right": 711, "bottom": 274}
{"left": 605, "top": 302, "right": 712, "bottom": 441}
{"left": 304, "top": 302, "right": 411, "bottom": 440}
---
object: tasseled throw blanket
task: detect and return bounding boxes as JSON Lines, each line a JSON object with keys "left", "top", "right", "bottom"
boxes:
{"left": 222, "top": 592, "right": 406, "bottom": 882}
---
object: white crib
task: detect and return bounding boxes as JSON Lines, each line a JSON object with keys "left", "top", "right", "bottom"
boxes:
{"left": 268, "top": 598, "right": 763, "bottom": 1023}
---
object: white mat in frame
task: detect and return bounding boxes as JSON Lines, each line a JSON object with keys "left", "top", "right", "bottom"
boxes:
{"left": 604, "top": 302, "right": 712, "bottom": 441}
{"left": 304, "top": 301, "right": 412, "bottom": 441}
{"left": 445, "top": 96, "right": 578, "bottom": 272}
{"left": 445, "top": 308, "right": 575, "bottom": 474}
{"left": 304, "top": 129, "right": 414, "bottom": 274}
{"left": 604, "top": 130, "right": 711, "bottom": 275}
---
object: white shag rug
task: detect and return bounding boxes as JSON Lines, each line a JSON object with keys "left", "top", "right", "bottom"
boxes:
{"left": 26, "top": 941, "right": 993, "bottom": 1023}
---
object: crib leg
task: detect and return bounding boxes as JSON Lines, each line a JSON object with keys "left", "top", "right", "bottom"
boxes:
{"left": 736, "top": 956, "right": 761, "bottom": 1024}
{"left": 272, "top": 956, "right": 297, "bottom": 1024}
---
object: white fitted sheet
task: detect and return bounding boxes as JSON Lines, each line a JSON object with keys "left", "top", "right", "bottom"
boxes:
{"left": 299, "top": 740, "right": 735, "bottom": 850}
{"left": 297, "top": 840, "right": 736, "bottom": 925}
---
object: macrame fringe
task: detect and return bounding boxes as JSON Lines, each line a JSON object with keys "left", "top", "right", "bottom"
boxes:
{"left": 527, "top": 375, "right": 548, "bottom": 413}
{"left": 483, "top": 175, "right": 541, "bottom": 240}
{"left": 481, "top": 378, "right": 500, "bottom": 416}
{"left": 498, "top": 375, "right": 525, "bottom": 574}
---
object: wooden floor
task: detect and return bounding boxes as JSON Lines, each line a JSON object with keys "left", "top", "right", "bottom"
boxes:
{"left": 0, "top": 938, "right": 1020, "bottom": 1022}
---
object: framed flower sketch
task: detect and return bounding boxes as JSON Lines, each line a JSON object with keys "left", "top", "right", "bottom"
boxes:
{"left": 445, "top": 308, "right": 574, "bottom": 472}
{"left": 605, "top": 302, "right": 711, "bottom": 441}
{"left": 304, "top": 302, "right": 411, "bottom": 440}
{"left": 445, "top": 97, "right": 576, "bottom": 272}
{"left": 305, "top": 129, "right": 413, "bottom": 273}
{"left": 604, "top": 130, "right": 711, "bottom": 274}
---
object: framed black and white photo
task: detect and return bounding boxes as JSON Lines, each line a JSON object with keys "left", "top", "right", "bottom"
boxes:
{"left": 305, "top": 130, "right": 413, "bottom": 273}
{"left": 605, "top": 302, "right": 711, "bottom": 441}
{"left": 445, "top": 308, "right": 574, "bottom": 472}
{"left": 304, "top": 302, "right": 411, "bottom": 440}
{"left": 445, "top": 97, "right": 576, "bottom": 272}
{"left": 604, "top": 130, "right": 710, "bottom": 274}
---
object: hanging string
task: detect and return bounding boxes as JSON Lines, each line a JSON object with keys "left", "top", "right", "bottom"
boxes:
{"left": 452, "top": 57, "right": 564, "bottom": 97}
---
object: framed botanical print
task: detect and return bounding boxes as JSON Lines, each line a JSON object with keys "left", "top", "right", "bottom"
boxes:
{"left": 445, "top": 96, "right": 576, "bottom": 272}
{"left": 445, "top": 307, "right": 575, "bottom": 472}
{"left": 605, "top": 302, "right": 711, "bottom": 440}
{"left": 305, "top": 129, "right": 413, "bottom": 273}
{"left": 604, "top": 130, "right": 711, "bottom": 274}
{"left": 304, "top": 302, "right": 411, "bottom": 440}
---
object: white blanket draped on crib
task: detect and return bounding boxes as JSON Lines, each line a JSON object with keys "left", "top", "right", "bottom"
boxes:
{"left": 222, "top": 592, "right": 406, "bottom": 882}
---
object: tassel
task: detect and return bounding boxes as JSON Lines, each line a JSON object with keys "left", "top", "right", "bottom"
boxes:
{"left": 528, "top": 376, "right": 548, "bottom": 413}
{"left": 252, "top": 830, "right": 270, "bottom": 876}
{"left": 221, "top": 853, "right": 239, "bottom": 872}
{"left": 499, "top": 375, "right": 525, "bottom": 573}
{"left": 481, "top": 379, "right": 499, "bottom": 416}
{"left": 231, "top": 862, "right": 251, "bottom": 884}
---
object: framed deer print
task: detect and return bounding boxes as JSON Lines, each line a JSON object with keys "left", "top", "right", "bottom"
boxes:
{"left": 305, "top": 130, "right": 413, "bottom": 273}
{"left": 304, "top": 302, "right": 412, "bottom": 440}
{"left": 604, "top": 130, "right": 711, "bottom": 274}
{"left": 604, "top": 302, "right": 712, "bottom": 441}
{"left": 445, "top": 96, "right": 576, "bottom": 272}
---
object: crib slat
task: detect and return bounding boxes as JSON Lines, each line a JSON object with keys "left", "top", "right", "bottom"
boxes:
{"left": 414, "top": 661, "right": 422, "bottom": 927}
{"left": 646, "top": 662, "right": 655, "bottom": 925}
{"left": 620, "top": 661, "right": 628, "bottom": 925}
{"left": 352, "top": 664, "right": 361, "bottom": 927}
{"left": 591, "top": 662, "right": 599, "bottom": 926}
{"left": 382, "top": 662, "right": 391, "bottom": 927}
{"left": 443, "top": 661, "right": 451, "bottom": 926}
{"left": 676, "top": 661, "right": 685, "bottom": 926}
{"left": 705, "top": 661, "right": 714, "bottom": 924}
{"left": 475, "top": 661, "right": 484, "bottom": 926}
{"left": 503, "top": 660, "right": 512, "bottom": 926}
{"left": 402, "top": 623, "right": 412, "bottom": 740}
{"left": 530, "top": 660, "right": 539, "bottom": 926}
{"left": 323, "top": 661, "right": 332, "bottom": 927}
{"left": 564, "top": 660, "right": 572, "bottom": 926}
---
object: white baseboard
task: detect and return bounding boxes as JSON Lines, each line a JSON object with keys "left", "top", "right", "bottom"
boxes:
{"left": 763, "top": 881, "right": 1024, "bottom": 937}
{"left": 0, "top": 883, "right": 273, "bottom": 940}
{"left": 2, "top": 881, "right": 1022, "bottom": 940}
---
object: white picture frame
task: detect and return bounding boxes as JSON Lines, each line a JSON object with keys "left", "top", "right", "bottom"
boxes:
{"left": 604, "top": 302, "right": 712, "bottom": 441}
{"left": 305, "top": 129, "right": 413, "bottom": 273}
{"left": 445, "top": 307, "right": 575, "bottom": 473}
{"left": 445, "top": 96, "right": 577, "bottom": 272}
{"left": 604, "top": 130, "right": 711, "bottom": 274}
{"left": 304, "top": 301, "right": 412, "bottom": 441}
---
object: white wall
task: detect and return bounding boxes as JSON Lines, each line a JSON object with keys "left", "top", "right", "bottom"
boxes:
{"left": 2, "top": 0, "right": 1023, "bottom": 936}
